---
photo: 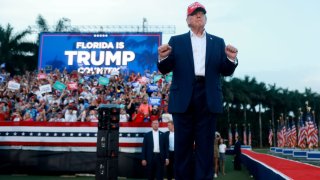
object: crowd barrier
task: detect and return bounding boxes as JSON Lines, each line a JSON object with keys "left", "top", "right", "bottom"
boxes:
{"left": 0, "top": 121, "right": 168, "bottom": 178}
{"left": 270, "top": 147, "right": 320, "bottom": 160}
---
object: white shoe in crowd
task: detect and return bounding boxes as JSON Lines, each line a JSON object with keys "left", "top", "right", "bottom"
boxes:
{"left": 214, "top": 173, "right": 218, "bottom": 178}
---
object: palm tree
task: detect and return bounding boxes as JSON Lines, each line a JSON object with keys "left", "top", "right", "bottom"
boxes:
{"left": 35, "top": 15, "right": 78, "bottom": 33}
{"left": 0, "top": 23, "right": 37, "bottom": 73}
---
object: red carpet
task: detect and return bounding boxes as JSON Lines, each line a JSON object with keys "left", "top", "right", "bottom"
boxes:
{"left": 242, "top": 149, "right": 320, "bottom": 180}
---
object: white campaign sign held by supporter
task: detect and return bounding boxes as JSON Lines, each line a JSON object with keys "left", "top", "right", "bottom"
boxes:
{"left": 8, "top": 81, "right": 20, "bottom": 90}
{"left": 39, "top": 84, "right": 52, "bottom": 94}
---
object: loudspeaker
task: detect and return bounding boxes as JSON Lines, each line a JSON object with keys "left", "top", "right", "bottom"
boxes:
{"left": 98, "top": 109, "right": 111, "bottom": 130}
{"left": 107, "top": 130, "right": 119, "bottom": 157}
{"left": 96, "top": 130, "right": 119, "bottom": 157}
{"left": 96, "top": 106, "right": 120, "bottom": 179}
{"left": 98, "top": 108, "right": 120, "bottom": 130}
{"left": 95, "top": 157, "right": 118, "bottom": 180}
{"left": 96, "top": 130, "right": 108, "bottom": 157}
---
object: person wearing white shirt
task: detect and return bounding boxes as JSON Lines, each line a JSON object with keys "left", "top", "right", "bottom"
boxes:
{"left": 161, "top": 108, "right": 173, "bottom": 123}
{"left": 165, "top": 120, "right": 175, "bottom": 180}
{"left": 157, "top": 2, "right": 238, "bottom": 179}
{"left": 64, "top": 109, "right": 78, "bottom": 122}
{"left": 141, "top": 120, "right": 169, "bottom": 180}
{"left": 219, "top": 138, "right": 227, "bottom": 175}
{"left": 119, "top": 108, "right": 129, "bottom": 122}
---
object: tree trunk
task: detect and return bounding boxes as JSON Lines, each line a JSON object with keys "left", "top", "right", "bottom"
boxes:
{"left": 259, "top": 104, "right": 263, "bottom": 148}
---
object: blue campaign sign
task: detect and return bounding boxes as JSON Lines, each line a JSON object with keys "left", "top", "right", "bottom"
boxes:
{"left": 38, "top": 32, "right": 162, "bottom": 75}
{"left": 149, "top": 97, "right": 161, "bottom": 106}
{"left": 147, "top": 84, "right": 159, "bottom": 93}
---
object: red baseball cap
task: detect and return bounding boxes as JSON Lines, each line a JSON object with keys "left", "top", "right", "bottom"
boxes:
{"left": 187, "top": 2, "right": 206, "bottom": 16}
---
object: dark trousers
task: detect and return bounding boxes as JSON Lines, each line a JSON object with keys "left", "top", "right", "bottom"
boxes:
{"left": 173, "top": 80, "right": 216, "bottom": 180}
{"left": 234, "top": 155, "right": 241, "bottom": 170}
{"left": 166, "top": 151, "right": 175, "bottom": 180}
{"left": 146, "top": 153, "right": 164, "bottom": 180}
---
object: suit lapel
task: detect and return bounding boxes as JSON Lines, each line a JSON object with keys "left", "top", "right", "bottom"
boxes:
{"left": 151, "top": 132, "right": 154, "bottom": 150}
{"left": 205, "top": 33, "right": 213, "bottom": 73}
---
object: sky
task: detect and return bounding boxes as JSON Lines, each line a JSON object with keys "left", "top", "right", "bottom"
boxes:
{"left": 1, "top": 0, "right": 320, "bottom": 93}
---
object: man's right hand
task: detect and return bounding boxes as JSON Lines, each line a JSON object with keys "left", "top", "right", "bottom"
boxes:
{"left": 141, "top": 160, "right": 147, "bottom": 166}
{"left": 158, "top": 44, "right": 172, "bottom": 60}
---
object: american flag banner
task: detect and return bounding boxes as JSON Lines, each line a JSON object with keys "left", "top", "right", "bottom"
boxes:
{"left": 248, "top": 126, "right": 252, "bottom": 146}
{"left": 306, "top": 113, "right": 315, "bottom": 148}
{"left": 277, "top": 124, "right": 282, "bottom": 147}
{"left": 280, "top": 125, "right": 286, "bottom": 147}
{"left": 235, "top": 125, "right": 239, "bottom": 140}
{"left": 290, "top": 122, "right": 297, "bottom": 148}
{"left": 285, "top": 123, "right": 291, "bottom": 148}
{"left": 228, "top": 125, "right": 233, "bottom": 146}
{"left": 243, "top": 125, "right": 247, "bottom": 145}
{"left": 298, "top": 118, "right": 307, "bottom": 149}
{"left": 0, "top": 122, "right": 168, "bottom": 153}
{"left": 311, "top": 114, "right": 318, "bottom": 148}
{"left": 268, "top": 126, "right": 273, "bottom": 146}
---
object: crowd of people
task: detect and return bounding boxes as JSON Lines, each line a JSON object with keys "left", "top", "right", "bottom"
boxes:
{"left": 0, "top": 67, "right": 173, "bottom": 123}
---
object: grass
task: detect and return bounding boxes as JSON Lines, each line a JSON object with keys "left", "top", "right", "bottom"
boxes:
{"left": 215, "top": 155, "right": 252, "bottom": 180}
{"left": 0, "top": 155, "right": 252, "bottom": 180}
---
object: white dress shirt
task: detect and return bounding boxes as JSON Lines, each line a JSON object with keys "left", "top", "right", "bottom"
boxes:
{"left": 190, "top": 31, "right": 206, "bottom": 76}
{"left": 152, "top": 130, "right": 160, "bottom": 153}
{"left": 169, "top": 131, "right": 174, "bottom": 151}
{"left": 219, "top": 143, "right": 227, "bottom": 153}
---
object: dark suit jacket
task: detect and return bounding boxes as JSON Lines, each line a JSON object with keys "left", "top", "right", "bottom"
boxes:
{"left": 142, "top": 130, "right": 168, "bottom": 164}
{"left": 157, "top": 32, "right": 237, "bottom": 113}
{"left": 234, "top": 140, "right": 242, "bottom": 156}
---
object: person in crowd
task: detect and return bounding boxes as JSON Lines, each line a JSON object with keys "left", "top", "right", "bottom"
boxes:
{"left": 23, "top": 112, "right": 34, "bottom": 121}
{"left": 141, "top": 120, "right": 169, "bottom": 180}
{"left": 46, "top": 102, "right": 60, "bottom": 120}
{"left": 219, "top": 137, "right": 227, "bottom": 175}
{"left": 78, "top": 107, "right": 88, "bottom": 122}
{"left": 214, "top": 132, "right": 220, "bottom": 178}
{"left": 55, "top": 112, "right": 65, "bottom": 122}
{"left": 35, "top": 105, "right": 47, "bottom": 122}
{"left": 64, "top": 106, "right": 78, "bottom": 122}
{"left": 132, "top": 107, "right": 145, "bottom": 123}
{"left": 165, "top": 120, "right": 175, "bottom": 180}
{"left": 50, "top": 93, "right": 62, "bottom": 106}
{"left": 10, "top": 109, "right": 23, "bottom": 122}
{"left": 138, "top": 96, "right": 152, "bottom": 122}
{"left": 86, "top": 109, "right": 98, "bottom": 122}
{"left": 23, "top": 103, "right": 37, "bottom": 120}
{"left": 149, "top": 106, "right": 160, "bottom": 122}
{"left": 119, "top": 108, "right": 129, "bottom": 122}
{"left": 234, "top": 136, "right": 242, "bottom": 170}
{"left": 126, "top": 96, "right": 138, "bottom": 121}
{"left": 157, "top": 2, "right": 238, "bottom": 179}
{"left": 0, "top": 100, "right": 8, "bottom": 121}
{"left": 161, "top": 106, "right": 172, "bottom": 123}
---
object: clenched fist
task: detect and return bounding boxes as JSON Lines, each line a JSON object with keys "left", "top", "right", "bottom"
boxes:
{"left": 158, "top": 44, "right": 172, "bottom": 59}
{"left": 225, "top": 44, "right": 238, "bottom": 61}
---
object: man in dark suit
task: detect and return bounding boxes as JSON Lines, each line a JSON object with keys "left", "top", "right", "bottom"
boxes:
{"left": 234, "top": 136, "right": 242, "bottom": 170}
{"left": 142, "top": 120, "right": 169, "bottom": 180}
{"left": 157, "top": 2, "right": 238, "bottom": 180}
{"left": 164, "top": 120, "right": 175, "bottom": 180}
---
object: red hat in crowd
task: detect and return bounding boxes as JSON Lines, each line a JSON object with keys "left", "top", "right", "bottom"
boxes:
{"left": 187, "top": 2, "right": 206, "bottom": 16}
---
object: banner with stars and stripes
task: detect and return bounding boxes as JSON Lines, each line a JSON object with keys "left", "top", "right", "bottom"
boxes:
{"left": 0, "top": 122, "right": 168, "bottom": 153}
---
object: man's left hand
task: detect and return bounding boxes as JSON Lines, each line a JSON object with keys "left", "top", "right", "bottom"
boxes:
{"left": 165, "top": 159, "right": 169, "bottom": 166}
{"left": 225, "top": 44, "right": 238, "bottom": 61}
